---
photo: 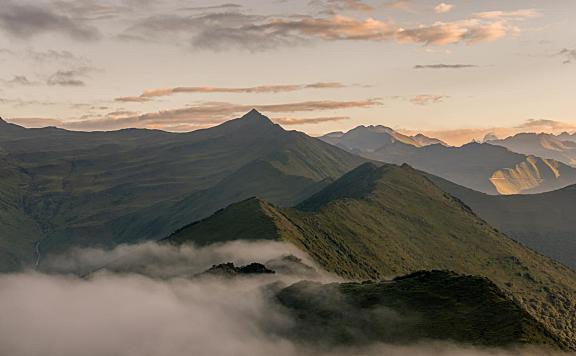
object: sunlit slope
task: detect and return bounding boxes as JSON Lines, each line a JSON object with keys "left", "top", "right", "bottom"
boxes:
{"left": 167, "top": 163, "right": 576, "bottom": 348}
{"left": 322, "top": 132, "right": 576, "bottom": 194}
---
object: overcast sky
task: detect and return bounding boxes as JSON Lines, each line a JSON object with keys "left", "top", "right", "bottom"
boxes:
{"left": 1, "top": 0, "right": 575, "bottom": 144}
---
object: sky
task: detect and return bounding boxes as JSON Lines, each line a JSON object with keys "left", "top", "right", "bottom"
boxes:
{"left": 0, "top": 0, "right": 575, "bottom": 145}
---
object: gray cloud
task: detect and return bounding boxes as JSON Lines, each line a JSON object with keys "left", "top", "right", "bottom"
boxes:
{"left": 414, "top": 64, "right": 479, "bottom": 69}
{"left": 0, "top": 1, "right": 99, "bottom": 40}
{"left": 558, "top": 48, "right": 576, "bottom": 64}
{"left": 121, "top": 8, "right": 529, "bottom": 51}
{"left": 46, "top": 66, "right": 95, "bottom": 87}
{"left": 2, "top": 75, "right": 39, "bottom": 86}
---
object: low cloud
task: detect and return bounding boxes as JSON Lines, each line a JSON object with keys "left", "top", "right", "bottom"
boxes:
{"left": 0, "top": 1, "right": 99, "bottom": 41}
{"left": 414, "top": 64, "right": 478, "bottom": 69}
{"left": 0, "top": 240, "right": 563, "bottom": 356}
{"left": 116, "top": 82, "right": 348, "bottom": 102}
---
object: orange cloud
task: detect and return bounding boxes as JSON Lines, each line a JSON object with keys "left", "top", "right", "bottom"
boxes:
{"left": 115, "top": 82, "right": 348, "bottom": 102}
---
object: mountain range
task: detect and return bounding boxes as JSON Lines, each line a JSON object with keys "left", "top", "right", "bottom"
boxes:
{"left": 321, "top": 126, "right": 576, "bottom": 195}
{"left": 0, "top": 111, "right": 366, "bottom": 271}
{"left": 486, "top": 132, "right": 576, "bottom": 167}
{"left": 166, "top": 162, "right": 576, "bottom": 349}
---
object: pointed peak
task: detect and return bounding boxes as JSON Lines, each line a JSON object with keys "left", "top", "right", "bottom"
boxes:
{"left": 241, "top": 109, "right": 273, "bottom": 123}
{"left": 0, "top": 117, "right": 7, "bottom": 125}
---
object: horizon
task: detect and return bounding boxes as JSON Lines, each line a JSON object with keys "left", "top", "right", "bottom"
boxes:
{"left": 1, "top": 0, "right": 575, "bottom": 145}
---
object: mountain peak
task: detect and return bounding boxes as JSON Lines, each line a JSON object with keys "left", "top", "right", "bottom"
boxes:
{"left": 241, "top": 109, "right": 274, "bottom": 124}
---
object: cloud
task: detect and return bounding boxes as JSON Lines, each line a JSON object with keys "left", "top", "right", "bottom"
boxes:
{"left": 274, "top": 116, "right": 350, "bottom": 125}
{"left": 558, "top": 48, "right": 576, "bottom": 64}
{"left": 434, "top": 3, "right": 453, "bottom": 14}
{"left": 311, "top": 0, "right": 374, "bottom": 14}
{"left": 4, "top": 117, "right": 64, "bottom": 128}
{"left": 181, "top": 4, "right": 243, "bottom": 12}
{"left": 115, "top": 82, "right": 348, "bottom": 102}
{"left": 46, "top": 66, "right": 95, "bottom": 87}
{"left": 517, "top": 119, "right": 576, "bottom": 131}
{"left": 0, "top": 1, "right": 99, "bottom": 40}
{"left": 414, "top": 64, "right": 478, "bottom": 69}
{"left": 62, "top": 99, "right": 382, "bottom": 131}
{"left": 0, "top": 240, "right": 562, "bottom": 356}
{"left": 123, "top": 9, "right": 532, "bottom": 51}
{"left": 2, "top": 75, "right": 39, "bottom": 86}
{"left": 474, "top": 9, "right": 541, "bottom": 20}
{"left": 390, "top": 95, "right": 449, "bottom": 106}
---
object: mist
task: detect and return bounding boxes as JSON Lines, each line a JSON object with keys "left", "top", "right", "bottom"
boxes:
{"left": 0, "top": 241, "right": 568, "bottom": 356}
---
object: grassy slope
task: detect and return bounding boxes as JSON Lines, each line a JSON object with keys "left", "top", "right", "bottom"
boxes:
{"left": 0, "top": 111, "right": 366, "bottom": 270}
{"left": 276, "top": 270, "right": 565, "bottom": 349}
{"left": 429, "top": 175, "right": 576, "bottom": 270}
{"left": 167, "top": 163, "right": 576, "bottom": 349}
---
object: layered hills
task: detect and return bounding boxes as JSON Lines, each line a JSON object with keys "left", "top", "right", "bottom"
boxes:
{"left": 0, "top": 111, "right": 367, "bottom": 271}
{"left": 321, "top": 126, "right": 576, "bottom": 195}
{"left": 487, "top": 133, "right": 576, "bottom": 167}
{"left": 167, "top": 162, "right": 576, "bottom": 348}
{"left": 429, "top": 175, "right": 576, "bottom": 270}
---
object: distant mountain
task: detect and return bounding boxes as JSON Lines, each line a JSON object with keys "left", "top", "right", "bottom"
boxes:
{"left": 557, "top": 132, "right": 576, "bottom": 143}
{"left": 320, "top": 125, "right": 446, "bottom": 153}
{"left": 429, "top": 175, "right": 576, "bottom": 270}
{"left": 0, "top": 110, "right": 367, "bottom": 271}
{"left": 322, "top": 128, "right": 576, "bottom": 194}
{"left": 167, "top": 163, "right": 576, "bottom": 348}
{"left": 487, "top": 133, "right": 576, "bottom": 167}
{"left": 278, "top": 271, "right": 565, "bottom": 349}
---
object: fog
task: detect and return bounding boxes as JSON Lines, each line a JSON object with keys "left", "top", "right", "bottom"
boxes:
{"left": 0, "top": 241, "right": 568, "bottom": 356}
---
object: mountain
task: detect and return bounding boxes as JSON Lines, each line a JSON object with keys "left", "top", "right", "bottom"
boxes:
{"left": 0, "top": 110, "right": 367, "bottom": 271}
{"left": 323, "top": 131, "right": 576, "bottom": 194}
{"left": 277, "top": 271, "right": 565, "bottom": 349}
{"left": 557, "top": 132, "right": 576, "bottom": 143}
{"left": 166, "top": 163, "right": 576, "bottom": 348}
{"left": 487, "top": 133, "right": 576, "bottom": 167}
{"left": 320, "top": 125, "right": 446, "bottom": 153}
{"left": 428, "top": 175, "right": 576, "bottom": 270}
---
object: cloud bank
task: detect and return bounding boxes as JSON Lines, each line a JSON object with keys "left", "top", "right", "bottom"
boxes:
{"left": 0, "top": 240, "right": 564, "bottom": 356}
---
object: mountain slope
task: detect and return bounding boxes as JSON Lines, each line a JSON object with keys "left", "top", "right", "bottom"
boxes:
{"left": 428, "top": 175, "right": 576, "bottom": 270}
{"left": 0, "top": 110, "right": 367, "bottom": 271}
{"left": 277, "top": 271, "right": 565, "bottom": 349}
{"left": 320, "top": 125, "right": 445, "bottom": 153}
{"left": 487, "top": 133, "right": 576, "bottom": 167}
{"left": 166, "top": 163, "right": 576, "bottom": 348}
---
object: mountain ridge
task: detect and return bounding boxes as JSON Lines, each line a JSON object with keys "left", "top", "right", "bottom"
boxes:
{"left": 166, "top": 162, "right": 576, "bottom": 348}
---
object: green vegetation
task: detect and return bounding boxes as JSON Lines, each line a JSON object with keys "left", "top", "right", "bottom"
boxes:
{"left": 429, "top": 174, "right": 576, "bottom": 270}
{"left": 167, "top": 163, "right": 576, "bottom": 349}
{"left": 276, "top": 270, "right": 566, "bottom": 349}
{"left": 0, "top": 111, "right": 366, "bottom": 271}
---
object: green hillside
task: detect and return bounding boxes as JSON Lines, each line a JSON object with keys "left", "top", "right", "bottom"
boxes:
{"left": 166, "top": 163, "right": 576, "bottom": 349}
{"left": 0, "top": 111, "right": 366, "bottom": 271}
{"left": 428, "top": 175, "right": 576, "bottom": 270}
{"left": 277, "top": 270, "right": 565, "bottom": 349}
